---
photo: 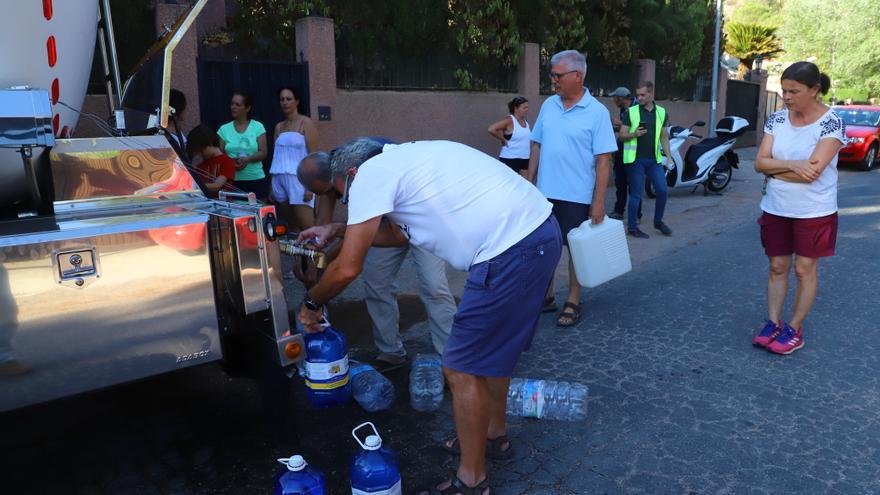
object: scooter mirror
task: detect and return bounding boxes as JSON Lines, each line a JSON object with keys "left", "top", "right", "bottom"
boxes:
{"left": 694, "top": 121, "right": 706, "bottom": 127}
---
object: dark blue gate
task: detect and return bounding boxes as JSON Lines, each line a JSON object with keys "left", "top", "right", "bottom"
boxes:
{"left": 197, "top": 58, "right": 310, "bottom": 132}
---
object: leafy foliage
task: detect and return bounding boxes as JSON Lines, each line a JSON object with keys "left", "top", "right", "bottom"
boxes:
{"left": 724, "top": 22, "right": 783, "bottom": 78}
{"left": 225, "top": 0, "right": 717, "bottom": 88}
{"left": 729, "top": 0, "right": 782, "bottom": 27}
{"left": 780, "top": 0, "right": 880, "bottom": 97}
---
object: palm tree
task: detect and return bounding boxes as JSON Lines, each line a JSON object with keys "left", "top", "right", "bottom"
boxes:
{"left": 724, "top": 22, "right": 784, "bottom": 78}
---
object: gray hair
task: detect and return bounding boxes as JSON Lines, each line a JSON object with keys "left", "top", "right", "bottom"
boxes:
{"left": 550, "top": 50, "right": 587, "bottom": 77}
{"left": 298, "top": 151, "right": 331, "bottom": 183}
{"left": 329, "top": 137, "right": 386, "bottom": 178}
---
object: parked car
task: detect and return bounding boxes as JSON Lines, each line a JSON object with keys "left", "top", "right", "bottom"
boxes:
{"left": 832, "top": 105, "right": 880, "bottom": 171}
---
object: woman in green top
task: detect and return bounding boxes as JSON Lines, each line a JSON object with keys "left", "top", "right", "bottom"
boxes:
{"left": 218, "top": 92, "right": 269, "bottom": 200}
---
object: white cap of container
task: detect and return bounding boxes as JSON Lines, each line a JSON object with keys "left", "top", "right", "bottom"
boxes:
{"left": 278, "top": 455, "right": 307, "bottom": 471}
{"left": 364, "top": 435, "right": 382, "bottom": 450}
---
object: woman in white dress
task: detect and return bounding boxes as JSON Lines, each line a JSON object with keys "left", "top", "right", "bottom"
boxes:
{"left": 271, "top": 85, "right": 319, "bottom": 232}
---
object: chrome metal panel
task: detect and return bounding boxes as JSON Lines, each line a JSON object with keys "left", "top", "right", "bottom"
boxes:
{"left": 0, "top": 210, "right": 220, "bottom": 412}
{"left": 50, "top": 136, "right": 203, "bottom": 213}
{"left": 0, "top": 89, "right": 54, "bottom": 148}
{"left": 234, "top": 212, "right": 270, "bottom": 314}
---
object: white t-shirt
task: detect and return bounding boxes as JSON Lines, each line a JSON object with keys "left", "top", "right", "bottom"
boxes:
{"left": 347, "top": 140, "right": 553, "bottom": 271}
{"left": 760, "top": 109, "right": 846, "bottom": 218}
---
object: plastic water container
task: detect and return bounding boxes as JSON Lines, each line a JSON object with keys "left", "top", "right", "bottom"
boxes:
{"left": 409, "top": 354, "right": 444, "bottom": 412}
{"left": 303, "top": 322, "right": 351, "bottom": 408}
{"left": 350, "top": 360, "right": 395, "bottom": 412}
{"left": 274, "top": 454, "right": 326, "bottom": 495}
{"left": 350, "top": 422, "right": 402, "bottom": 495}
{"left": 566, "top": 216, "right": 631, "bottom": 288}
{"left": 506, "top": 378, "right": 589, "bottom": 421}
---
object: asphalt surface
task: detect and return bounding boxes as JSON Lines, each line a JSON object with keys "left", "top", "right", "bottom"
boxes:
{"left": 3, "top": 152, "right": 880, "bottom": 494}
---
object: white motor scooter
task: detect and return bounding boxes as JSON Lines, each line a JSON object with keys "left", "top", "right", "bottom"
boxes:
{"left": 646, "top": 116, "right": 750, "bottom": 197}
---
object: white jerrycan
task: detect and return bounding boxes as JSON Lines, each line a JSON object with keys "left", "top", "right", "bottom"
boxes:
{"left": 566, "top": 216, "right": 631, "bottom": 288}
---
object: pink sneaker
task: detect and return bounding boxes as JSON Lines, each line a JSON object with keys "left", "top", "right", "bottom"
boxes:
{"left": 767, "top": 323, "right": 804, "bottom": 355}
{"left": 752, "top": 320, "right": 781, "bottom": 348}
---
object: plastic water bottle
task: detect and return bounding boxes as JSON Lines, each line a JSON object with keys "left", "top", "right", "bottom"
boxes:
{"left": 506, "top": 378, "right": 589, "bottom": 421}
{"left": 350, "top": 422, "right": 402, "bottom": 495}
{"left": 274, "top": 455, "right": 325, "bottom": 495}
{"left": 409, "top": 353, "right": 444, "bottom": 412}
{"left": 350, "top": 361, "right": 395, "bottom": 412}
{"left": 303, "top": 322, "right": 351, "bottom": 407}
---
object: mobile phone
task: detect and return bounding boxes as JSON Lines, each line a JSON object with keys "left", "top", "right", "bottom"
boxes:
{"left": 637, "top": 123, "right": 646, "bottom": 131}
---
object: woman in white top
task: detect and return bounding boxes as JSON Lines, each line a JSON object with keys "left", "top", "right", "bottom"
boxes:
{"left": 752, "top": 61, "right": 846, "bottom": 355}
{"left": 272, "top": 85, "right": 318, "bottom": 232}
{"left": 488, "top": 96, "right": 531, "bottom": 178}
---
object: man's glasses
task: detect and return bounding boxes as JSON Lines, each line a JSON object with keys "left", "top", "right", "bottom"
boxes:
{"left": 549, "top": 70, "right": 578, "bottom": 80}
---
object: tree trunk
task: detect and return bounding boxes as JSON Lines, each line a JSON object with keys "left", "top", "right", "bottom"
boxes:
{"left": 737, "top": 59, "right": 753, "bottom": 80}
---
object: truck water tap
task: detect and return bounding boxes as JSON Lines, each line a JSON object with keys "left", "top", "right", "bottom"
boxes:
{"left": 278, "top": 240, "right": 328, "bottom": 269}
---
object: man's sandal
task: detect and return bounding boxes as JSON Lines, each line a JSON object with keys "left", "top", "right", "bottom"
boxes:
{"left": 442, "top": 435, "right": 514, "bottom": 460}
{"left": 541, "top": 297, "right": 558, "bottom": 313}
{"left": 418, "top": 473, "right": 492, "bottom": 495}
{"left": 556, "top": 302, "right": 582, "bottom": 327}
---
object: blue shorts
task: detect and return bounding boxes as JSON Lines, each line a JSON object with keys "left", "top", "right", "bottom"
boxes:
{"left": 442, "top": 216, "right": 562, "bottom": 377}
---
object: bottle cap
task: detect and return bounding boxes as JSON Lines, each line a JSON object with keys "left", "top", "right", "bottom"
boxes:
{"left": 278, "top": 455, "right": 307, "bottom": 471}
{"left": 364, "top": 435, "right": 382, "bottom": 450}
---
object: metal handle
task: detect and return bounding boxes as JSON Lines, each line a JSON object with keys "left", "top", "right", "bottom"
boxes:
{"left": 218, "top": 191, "right": 257, "bottom": 205}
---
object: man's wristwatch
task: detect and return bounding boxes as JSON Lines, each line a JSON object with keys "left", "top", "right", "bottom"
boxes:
{"left": 303, "top": 293, "right": 323, "bottom": 311}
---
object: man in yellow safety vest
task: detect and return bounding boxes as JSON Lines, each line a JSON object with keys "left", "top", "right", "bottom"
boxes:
{"left": 617, "top": 81, "right": 674, "bottom": 238}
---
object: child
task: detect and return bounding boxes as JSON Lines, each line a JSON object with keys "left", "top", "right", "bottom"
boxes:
{"left": 186, "top": 125, "right": 236, "bottom": 198}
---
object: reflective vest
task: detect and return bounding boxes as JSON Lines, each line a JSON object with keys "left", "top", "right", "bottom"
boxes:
{"left": 623, "top": 104, "right": 665, "bottom": 164}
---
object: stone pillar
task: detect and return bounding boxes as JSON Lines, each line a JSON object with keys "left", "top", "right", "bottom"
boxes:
{"left": 517, "top": 42, "right": 540, "bottom": 105}
{"left": 752, "top": 70, "right": 769, "bottom": 145}
{"left": 295, "top": 16, "right": 337, "bottom": 151}
{"left": 155, "top": 3, "right": 200, "bottom": 133}
{"left": 636, "top": 59, "right": 656, "bottom": 85}
{"left": 716, "top": 70, "right": 729, "bottom": 128}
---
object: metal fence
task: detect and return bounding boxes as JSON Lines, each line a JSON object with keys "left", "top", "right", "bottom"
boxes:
{"left": 539, "top": 55, "right": 639, "bottom": 96}
{"left": 654, "top": 64, "right": 712, "bottom": 102}
{"left": 336, "top": 48, "right": 518, "bottom": 92}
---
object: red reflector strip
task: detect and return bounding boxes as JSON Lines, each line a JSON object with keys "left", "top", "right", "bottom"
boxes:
{"left": 43, "top": 0, "right": 53, "bottom": 20}
{"left": 61, "top": 126, "right": 70, "bottom": 138}
{"left": 47, "top": 36, "right": 57, "bottom": 67}
{"left": 51, "top": 78, "right": 59, "bottom": 104}
{"left": 53, "top": 114, "right": 59, "bottom": 134}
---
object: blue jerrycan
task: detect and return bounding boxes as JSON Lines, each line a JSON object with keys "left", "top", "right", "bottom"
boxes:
{"left": 274, "top": 455, "right": 325, "bottom": 495}
{"left": 303, "top": 321, "right": 351, "bottom": 407}
{"left": 350, "top": 422, "right": 402, "bottom": 495}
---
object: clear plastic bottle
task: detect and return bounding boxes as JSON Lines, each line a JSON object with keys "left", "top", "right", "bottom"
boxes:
{"left": 409, "top": 353, "right": 444, "bottom": 412}
{"left": 506, "top": 378, "right": 588, "bottom": 421}
{"left": 349, "top": 360, "right": 395, "bottom": 412}
{"left": 274, "top": 454, "right": 325, "bottom": 495}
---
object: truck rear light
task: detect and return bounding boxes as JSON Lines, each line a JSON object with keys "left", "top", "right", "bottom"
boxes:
{"left": 284, "top": 341, "right": 302, "bottom": 359}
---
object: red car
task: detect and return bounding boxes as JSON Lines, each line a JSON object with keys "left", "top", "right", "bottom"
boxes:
{"left": 833, "top": 105, "right": 880, "bottom": 171}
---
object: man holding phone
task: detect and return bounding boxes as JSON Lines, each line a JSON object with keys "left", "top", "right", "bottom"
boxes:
{"left": 618, "top": 80, "right": 673, "bottom": 238}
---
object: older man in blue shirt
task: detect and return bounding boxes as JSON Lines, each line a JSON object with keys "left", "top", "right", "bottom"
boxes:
{"left": 527, "top": 49, "right": 618, "bottom": 327}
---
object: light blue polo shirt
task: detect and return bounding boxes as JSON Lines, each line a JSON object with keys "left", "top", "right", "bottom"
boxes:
{"left": 531, "top": 89, "right": 618, "bottom": 204}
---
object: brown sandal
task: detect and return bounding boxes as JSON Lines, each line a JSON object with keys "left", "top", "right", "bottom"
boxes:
{"left": 556, "top": 302, "right": 582, "bottom": 327}
{"left": 442, "top": 434, "right": 513, "bottom": 460}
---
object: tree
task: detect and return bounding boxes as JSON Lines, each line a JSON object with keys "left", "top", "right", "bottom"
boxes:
{"left": 627, "top": 0, "right": 713, "bottom": 81}
{"left": 781, "top": 0, "right": 880, "bottom": 97}
{"left": 729, "top": 0, "right": 782, "bottom": 27}
{"left": 448, "top": 0, "right": 521, "bottom": 89}
{"left": 724, "top": 22, "right": 783, "bottom": 78}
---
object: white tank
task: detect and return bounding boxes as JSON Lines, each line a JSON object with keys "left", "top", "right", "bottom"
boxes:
{"left": 0, "top": 0, "right": 98, "bottom": 137}
{"left": 566, "top": 217, "right": 632, "bottom": 288}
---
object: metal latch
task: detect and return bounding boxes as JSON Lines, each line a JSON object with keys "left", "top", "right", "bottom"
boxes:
{"left": 54, "top": 247, "right": 100, "bottom": 288}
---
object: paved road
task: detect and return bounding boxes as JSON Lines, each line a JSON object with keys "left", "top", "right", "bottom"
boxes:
{"left": 3, "top": 152, "right": 879, "bottom": 494}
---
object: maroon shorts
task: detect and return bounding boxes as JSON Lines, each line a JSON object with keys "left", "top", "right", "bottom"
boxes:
{"left": 758, "top": 212, "right": 838, "bottom": 258}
